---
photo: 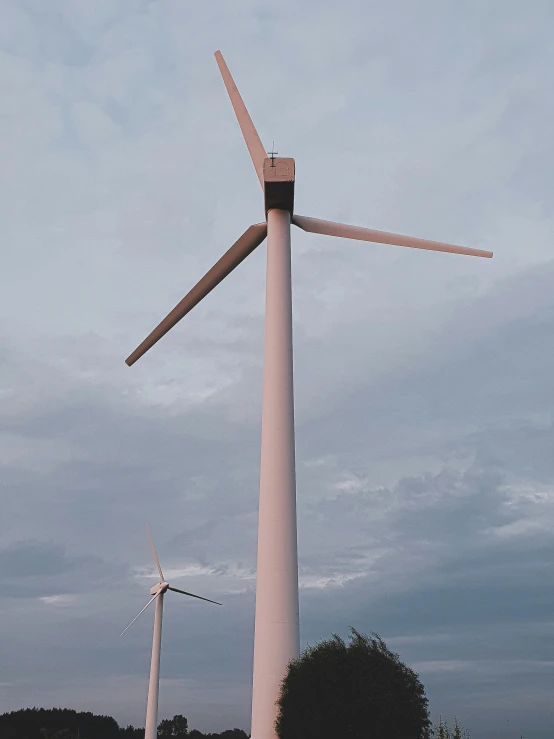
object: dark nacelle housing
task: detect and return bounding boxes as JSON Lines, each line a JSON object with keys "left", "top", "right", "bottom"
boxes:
{"left": 263, "top": 157, "right": 295, "bottom": 215}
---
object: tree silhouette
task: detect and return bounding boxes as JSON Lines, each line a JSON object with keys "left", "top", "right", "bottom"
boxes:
{"left": 41, "top": 730, "right": 76, "bottom": 739}
{"left": 276, "top": 627, "right": 432, "bottom": 739}
{"left": 435, "top": 716, "right": 470, "bottom": 739}
{"left": 158, "top": 715, "right": 188, "bottom": 738}
{"left": 0, "top": 708, "right": 142, "bottom": 739}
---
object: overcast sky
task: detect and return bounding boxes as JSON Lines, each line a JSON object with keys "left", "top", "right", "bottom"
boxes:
{"left": 1, "top": 1, "right": 553, "bottom": 738}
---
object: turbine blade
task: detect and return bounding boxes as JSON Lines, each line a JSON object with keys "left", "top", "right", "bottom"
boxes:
{"left": 120, "top": 592, "right": 161, "bottom": 636}
{"left": 146, "top": 523, "right": 164, "bottom": 583}
{"left": 292, "top": 215, "right": 493, "bottom": 259}
{"left": 168, "top": 586, "right": 222, "bottom": 606}
{"left": 214, "top": 50, "right": 266, "bottom": 189}
{"left": 126, "top": 223, "right": 267, "bottom": 366}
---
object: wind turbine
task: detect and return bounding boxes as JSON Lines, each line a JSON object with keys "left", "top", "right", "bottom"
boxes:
{"left": 125, "top": 51, "right": 493, "bottom": 739}
{"left": 121, "top": 525, "right": 221, "bottom": 739}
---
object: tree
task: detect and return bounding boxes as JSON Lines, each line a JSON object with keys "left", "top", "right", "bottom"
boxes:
{"left": 41, "top": 730, "right": 76, "bottom": 739}
{"left": 434, "top": 716, "right": 470, "bottom": 739}
{"left": 275, "top": 627, "right": 432, "bottom": 739}
{"left": 0, "top": 708, "right": 123, "bottom": 739}
{"left": 158, "top": 715, "right": 189, "bottom": 738}
{"left": 120, "top": 727, "right": 145, "bottom": 738}
{"left": 187, "top": 731, "right": 248, "bottom": 739}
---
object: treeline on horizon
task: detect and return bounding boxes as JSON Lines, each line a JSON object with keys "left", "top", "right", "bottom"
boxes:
{"left": 0, "top": 708, "right": 249, "bottom": 739}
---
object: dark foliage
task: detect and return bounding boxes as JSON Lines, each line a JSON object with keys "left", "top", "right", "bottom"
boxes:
{"left": 0, "top": 709, "right": 248, "bottom": 739}
{"left": 434, "top": 717, "right": 471, "bottom": 739}
{"left": 158, "top": 715, "right": 188, "bottom": 738}
{"left": 188, "top": 730, "right": 248, "bottom": 739}
{"left": 0, "top": 708, "right": 144, "bottom": 739}
{"left": 158, "top": 715, "right": 248, "bottom": 739}
{"left": 276, "top": 627, "right": 432, "bottom": 739}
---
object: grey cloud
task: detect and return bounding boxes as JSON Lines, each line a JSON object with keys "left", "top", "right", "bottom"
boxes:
{"left": 3, "top": 263, "right": 554, "bottom": 730}
{"left": 1, "top": 0, "right": 554, "bottom": 735}
{"left": 295, "top": 259, "right": 554, "bottom": 475}
{"left": 0, "top": 539, "right": 128, "bottom": 600}
{"left": 0, "top": 540, "right": 92, "bottom": 578}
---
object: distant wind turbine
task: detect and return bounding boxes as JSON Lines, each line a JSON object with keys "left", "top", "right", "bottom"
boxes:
{"left": 125, "top": 51, "right": 493, "bottom": 739}
{"left": 121, "top": 524, "right": 221, "bottom": 739}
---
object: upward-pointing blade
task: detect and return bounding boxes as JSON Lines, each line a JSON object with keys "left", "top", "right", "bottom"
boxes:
{"left": 126, "top": 223, "right": 267, "bottom": 366}
{"left": 292, "top": 215, "right": 493, "bottom": 259}
{"left": 214, "top": 51, "right": 267, "bottom": 189}
{"left": 168, "top": 586, "right": 222, "bottom": 606}
{"left": 146, "top": 523, "right": 164, "bottom": 583}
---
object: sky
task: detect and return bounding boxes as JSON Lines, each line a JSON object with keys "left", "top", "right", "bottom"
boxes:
{"left": 0, "top": 0, "right": 553, "bottom": 737}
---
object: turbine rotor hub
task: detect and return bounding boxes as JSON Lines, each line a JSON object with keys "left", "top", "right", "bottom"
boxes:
{"left": 150, "top": 582, "right": 169, "bottom": 595}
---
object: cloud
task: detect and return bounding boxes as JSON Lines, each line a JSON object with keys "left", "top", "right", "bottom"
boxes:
{"left": 40, "top": 594, "right": 78, "bottom": 607}
{"left": 1, "top": 1, "right": 553, "bottom": 736}
{"left": 0, "top": 540, "right": 91, "bottom": 578}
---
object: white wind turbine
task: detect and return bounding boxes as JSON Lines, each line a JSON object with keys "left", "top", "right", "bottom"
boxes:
{"left": 121, "top": 525, "right": 221, "bottom": 739}
{"left": 125, "top": 51, "right": 493, "bottom": 739}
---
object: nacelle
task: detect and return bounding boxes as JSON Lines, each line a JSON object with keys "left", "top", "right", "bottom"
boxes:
{"left": 263, "top": 157, "right": 295, "bottom": 216}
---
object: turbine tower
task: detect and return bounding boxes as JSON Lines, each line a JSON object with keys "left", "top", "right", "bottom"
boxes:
{"left": 121, "top": 525, "right": 221, "bottom": 739}
{"left": 125, "top": 51, "right": 493, "bottom": 739}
